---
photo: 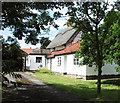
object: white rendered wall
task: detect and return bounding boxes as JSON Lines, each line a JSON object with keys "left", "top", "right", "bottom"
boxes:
{"left": 47, "top": 59, "right": 50, "bottom": 70}
{"left": 29, "top": 55, "right": 46, "bottom": 70}
{"left": 66, "top": 54, "right": 86, "bottom": 76}
{"left": 47, "top": 54, "right": 119, "bottom": 76}
{"left": 49, "top": 54, "right": 86, "bottom": 76}
{"left": 51, "top": 56, "right": 65, "bottom": 73}
{"left": 102, "top": 62, "right": 118, "bottom": 75}
{"left": 86, "top": 62, "right": 119, "bottom": 76}
{"left": 26, "top": 55, "right": 30, "bottom": 67}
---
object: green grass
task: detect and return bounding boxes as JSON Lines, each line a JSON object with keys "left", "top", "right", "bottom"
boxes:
{"left": 35, "top": 69, "right": 54, "bottom": 75}
{"left": 33, "top": 70, "right": 120, "bottom": 102}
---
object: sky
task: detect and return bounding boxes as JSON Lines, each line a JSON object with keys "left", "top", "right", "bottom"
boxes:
{"left": 0, "top": 7, "right": 69, "bottom": 49}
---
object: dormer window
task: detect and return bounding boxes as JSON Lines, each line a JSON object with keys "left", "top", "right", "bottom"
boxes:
{"left": 51, "top": 48, "right": 55, "bottom": 52}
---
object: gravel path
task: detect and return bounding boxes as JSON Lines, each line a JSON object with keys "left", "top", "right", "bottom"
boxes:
{"left": 2, "top": 72, "right": 85, "bottom": 103}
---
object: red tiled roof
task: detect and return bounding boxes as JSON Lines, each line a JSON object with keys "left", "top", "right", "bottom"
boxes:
{"left": 22, "top": 49, "right": 33, "bottom": 54}
{"left": 22, "top": 41, "right": 81, "bottom": 57}
{"left": 47, "top": 41, "right": 81, "bottom": 58}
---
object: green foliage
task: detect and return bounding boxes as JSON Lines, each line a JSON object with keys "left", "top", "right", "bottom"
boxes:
{"left": 35, "top": 69, "right": 54, "bottom": 75}
{"left": 67, "top": 2, "right": 120, "bottom": 69}
{"left": 67, "top": 2, "right": 120, "bottom": 96}
{"left": 2, "top": 37, "right": 27, "bottom": 73}
{"left": 40, "top": 37, "right": 51, "bottom": 49}
{"left": 2, "top": 60, "right": 19, "bottom": 73}
{"left": 2, "top": 2, "right": 73, "bottom": 45}
{"left": 102, "top": 10, "right": 120, "bottom": 69}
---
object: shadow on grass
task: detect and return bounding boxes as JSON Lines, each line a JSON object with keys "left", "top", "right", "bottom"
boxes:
{"left": 101, "top": 79, "right": 120, "bottom": 86}
{"left": 50, "top": 82, "right": 120, "bottom": 102}
{"left": 2, "top": 76, "right": 120, "bottom": 103}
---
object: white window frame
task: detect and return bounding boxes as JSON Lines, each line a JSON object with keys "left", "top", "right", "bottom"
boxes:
{"left": 73, "top": 55, "right": 79, "bottom": 65}
{"left": 36, "top": 57, "right": 42, "bottom": 63}
{"left": 57, "top": 57, "right": 61, "bottom": 66}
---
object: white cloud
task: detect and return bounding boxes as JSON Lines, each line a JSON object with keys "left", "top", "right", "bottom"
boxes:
{"left": 18, "top": 38, "right": 41, "bottom": 49}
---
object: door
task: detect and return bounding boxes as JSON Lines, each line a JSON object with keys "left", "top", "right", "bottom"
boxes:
{"left": 64, "top": 56, "right": 67, "bottom": 73}
{"left": 50, "top": 59, "right": 52, "bottom": 70}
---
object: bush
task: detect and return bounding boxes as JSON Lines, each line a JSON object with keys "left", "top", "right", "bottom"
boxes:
{"left": 36, "top": 69, "right": 54, "bottom": 75}
{"left": 2, "top": 60, "right": 19, "bottom": 73}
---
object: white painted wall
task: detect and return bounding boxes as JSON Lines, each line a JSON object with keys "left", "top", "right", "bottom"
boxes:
{"left": 26, "top": 55, "right": 30, "bottom": 67}
{"left": 47, "top": 58, "right": 50, "bottom": 70}
{"left": 49, "top": 54, "right": 86, "bottom": 76}
{"left": 26, "top": 55, "right": 46, "bottom": 70}
{"left": 66, "top": 54, "right": 86, "bottom": 76}
{"left": 102, "top": 62, "right": 118, "bottom": 75}
{"left": 86, "top": 65, "right": 98, "bottom": 76}
{"left": 49, "top": 54, "right": 119, "bottom": 76}
{"left": 86, "top": 62, "right": 119, "bottom": 76}
{"left": 51, "top": 56, "right": 65, "bottom": 73}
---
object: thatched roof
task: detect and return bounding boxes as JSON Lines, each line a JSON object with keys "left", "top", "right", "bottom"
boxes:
{"left": 47, "top": 27, "right": 77, "bottom": 49}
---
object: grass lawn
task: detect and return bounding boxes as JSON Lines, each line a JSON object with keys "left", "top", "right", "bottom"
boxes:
{"left": 33, "top": 70, "right": 120, "bottom": 102}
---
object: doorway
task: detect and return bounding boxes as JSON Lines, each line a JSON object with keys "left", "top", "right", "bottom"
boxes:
{"left": 64, "top": 56, "right": 67, "bottom": 73}
{"left": 50, "top": 59, "right": 52, "bottom": 70}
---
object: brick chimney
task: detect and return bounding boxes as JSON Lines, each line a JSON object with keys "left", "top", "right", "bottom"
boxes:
{"left": 40, "top": 47, "right": 43, "bottom": 53}
{"left": 67, "top": 16, "right": 71, "bottom": 27}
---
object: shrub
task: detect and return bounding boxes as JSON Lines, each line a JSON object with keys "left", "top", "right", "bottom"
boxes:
{"left": 36, "top": 69, "right": 54, "bottom": 75}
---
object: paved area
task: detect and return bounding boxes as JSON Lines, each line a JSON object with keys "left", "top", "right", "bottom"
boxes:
{"left": 2, "top": 72, "right": 85, "bottom": 102}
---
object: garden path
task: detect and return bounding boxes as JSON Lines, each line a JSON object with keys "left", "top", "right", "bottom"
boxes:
{"left": 2, "top": 72, "right": 85, "bottom": 103}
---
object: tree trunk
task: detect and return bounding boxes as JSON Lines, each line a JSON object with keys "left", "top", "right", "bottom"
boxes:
{"left": 95, "top": 23, "right": 103, "bottom": 97}
{"left": 97, "top": 64, "right": 102, "bottom": 96}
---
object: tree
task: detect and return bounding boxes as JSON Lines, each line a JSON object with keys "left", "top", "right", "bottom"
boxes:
{"left": 101, "top": 9, "right": 120, "bottom": 70}
{"left": 2, "top": 36, "right": 27, "bottom": 73}
{"left": 2, "top": 2, "right": 72, "bottom": 45}
{"left": 40, "top": 37, "right": 51, "bottom": 49}
{"left": 105, "top": 2, "right": 120, "bottom": 68}
{"left": 66, "top": 2, "right": 120, "bottom": 96}
{"left": 1, "top": 36, "right": 27, "bottom": 86}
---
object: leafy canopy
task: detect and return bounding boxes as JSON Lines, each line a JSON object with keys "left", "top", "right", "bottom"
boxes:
{"left": 66, "top": 2, "right": 120, "bottom": 96}
{"left": 2, "top": 2, "right": 73, "bottom": 45}
{"left": 2, "top": 36, "right": 27, "bottom": 73}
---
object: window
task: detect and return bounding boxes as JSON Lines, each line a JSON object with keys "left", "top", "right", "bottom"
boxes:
{"left": 57, "top": 57, "right": 61, "bottom": 66}
{"left": 74, "top": 57, "right": 79, "bottom": 65}
{"left": 36, "top": 57, "right": 42, "bottom": 63}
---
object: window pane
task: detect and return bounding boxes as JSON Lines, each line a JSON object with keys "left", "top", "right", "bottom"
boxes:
{"left": 74, "top": 56, "right": 79, "bottom": 65}
{"left": 36, "top": 57, "right": 42, "bottom": 63}
{"left": 57, "top": 57, "right": 61, "bottom": 66}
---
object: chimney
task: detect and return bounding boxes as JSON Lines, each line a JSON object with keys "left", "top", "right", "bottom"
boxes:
{"left": 67, "top": 16, "right": 71, "bottom": 27}
{"left": 40, "top": 47, "right": 43, "bottom": 53}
